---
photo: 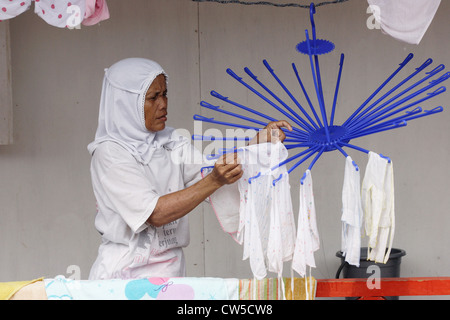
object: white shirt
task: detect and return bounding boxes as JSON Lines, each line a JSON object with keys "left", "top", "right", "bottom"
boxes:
{"left": 88, "top": 140, "right": 204, "bottom": 280}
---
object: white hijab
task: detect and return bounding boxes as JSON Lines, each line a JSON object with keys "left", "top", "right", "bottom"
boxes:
{"left": 88, "top": 58, "right": 188, "bottom": 164}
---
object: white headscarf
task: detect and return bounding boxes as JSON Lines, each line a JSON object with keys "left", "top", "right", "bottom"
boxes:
{"left": 88, "top": 57, "right": 188, "bottom": 165}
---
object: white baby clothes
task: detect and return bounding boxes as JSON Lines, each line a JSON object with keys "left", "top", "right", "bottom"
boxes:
{"left": 361, "top": 152, "right": 395, "bottom": 263}
{"left": 367, "top": 0, "right": 441, "bottom": 44}
{"left": 245, "top": 172, "right": 272, "bottom": 280}
{"left": 368, "top": 158, "right": 395, "bottom": 263}
{"left": 267, "top": 173, "right": 296, "bottom": 277}
{"left": 340, "top": 156, "right": 363, "bottom": 267}
{"left": 209, "top": 141, "right": 295, "bottom": 280}
{"left": 239, "top": 142, "right": 291, "bottom": 280}
{"left": 292, "top": 170, "right": 320, "bottom": 277}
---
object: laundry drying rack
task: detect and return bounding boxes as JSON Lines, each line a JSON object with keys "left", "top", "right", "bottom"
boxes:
{"left": 193, "top": 2, "right": 448, "bottom": 183}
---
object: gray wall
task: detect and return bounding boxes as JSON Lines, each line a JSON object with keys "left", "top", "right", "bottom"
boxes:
{"left": 1, "top": 0, "right": 449, "bottom": 297}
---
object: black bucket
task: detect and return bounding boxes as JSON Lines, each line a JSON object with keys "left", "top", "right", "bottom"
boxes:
{"left": 336, "top": 248, "right": 406, "bottom": 300}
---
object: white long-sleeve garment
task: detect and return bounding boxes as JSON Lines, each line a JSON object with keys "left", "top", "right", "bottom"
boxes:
{"left": 292, "top": 170, "right": 320, "bottom": 277}
{"left": 361, "top": 152, "right": 395, "bottom": 264}
{"left": 367, "top": 0, "right": 441, "bottom": 44}
{"left": 340, "top": 156, "right": 363, "bottom": 267}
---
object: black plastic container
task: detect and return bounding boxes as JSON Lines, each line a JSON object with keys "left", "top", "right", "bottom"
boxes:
{"left": 336, "top": 248, "right": 406, "bottom": 300}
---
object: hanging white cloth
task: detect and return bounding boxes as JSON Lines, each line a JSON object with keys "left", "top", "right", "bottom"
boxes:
{"left": 267, "top": 172, "right": 296, "bottom": 278}
{"left": 208, "top": 141, "right": 296, "bottom": 280}
{"left": 340, "top": 156, "right": 363, "bottom": 267}
{"left": 367, "top": 0, "right": 441, "bottom": 44}
{"left": 292, "top": 170, "right": 320, "bottom": 277}
{"left": 361, "top": 152, "right": 395, "bottom": 263}
{"left": 239, "top": 142, "right": 291, "bottom": 280}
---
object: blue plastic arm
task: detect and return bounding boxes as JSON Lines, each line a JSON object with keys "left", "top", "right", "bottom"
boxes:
{"left": 271, "top": 146, "right": 320, "bottom": 172}
{"left": 334, "top": 143, "right": 360, "bottom": 170}
{"left": 226, "top": 68, "right": 310, "bottom": 137}
{"left": 193, "top": 114, "right": 260, "bottom": 131}
{"left": 285, "top": 142, "right": 314, "bottom": 150}
{"left": 263, "top": 59, "right": 319, "bottom": 130}
{"left": 346, "top": 58, "right": 435, "bottom": 127}
{"left": 210, "top": 90, "right": 278, "bottom": 123}
{"left": 244, "top": 66, "right": 315, "bottom": 132}
{"left": 354, "top": 107, "right": 422, "bottom": 133}
{"left": 305, "top": 29, "right": 330, "bottom": 142}
{"left": 292, "top": 62, "right": 323, "bottom": 127}
{"left": 347, "top": 120, "right": 407, "bottom": 140}
{"left": 349, "top": 84, "right": 447, "bottom": 134}
{"left": 200, "top": 100, "right": 268, "bottom": 127}
{"left": 192, "top": 134, "right": 252, "bottom": 141}
{"left": 288, "top": 146, "right": 321, "bottom": 176}
{"left": 343, "top": 53, "right": 414, "bottom": 126}
{"left": 330, "top": 54, "right": 345, "bottom": 126}
{"left": 348, "top": 65, "right": 447, "bottom": 131}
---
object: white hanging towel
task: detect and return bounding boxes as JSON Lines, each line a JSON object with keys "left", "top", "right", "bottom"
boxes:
{"left": 367, "top": 0, "right": 441, "bottom": 44}
{"left": 292, "top": 170, "right": 320, "bottom": 277}
{"left": 341, "top": 156, "right": 363, "bottom": 267}
{"left": 361, "top": 152, "right": 395, "bottom": 263}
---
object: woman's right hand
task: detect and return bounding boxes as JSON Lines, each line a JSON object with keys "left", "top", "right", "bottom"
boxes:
{"left": 210, "top": 152, "right": 243, "bottom": 186}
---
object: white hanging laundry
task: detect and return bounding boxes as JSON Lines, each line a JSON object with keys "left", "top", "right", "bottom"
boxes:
{"left": 367, "top": 0, "right": 441, "bottom": 44}
{"left": 340, "top": 156, "right": 363, "bottom": 267}
{"left": 292, "top": 169, "right": 320, "bottom": 277}
{"left": 240, "top": 142, "right": 290, "bottom": 280}
{"left": 367, "top": 158, "right": 395, "bottom": 263}
{"left": 361, "top": 151, "right": 395, "bottom": 263}
{"left": 362, "top": 152, "right": 386, "bottom": 252}
{"left": 245, "top": 172, "right": 272, "bottom": 280}
{"left": 209, "top": 141, "right": 293, "bottom": 280}
{"left": 267, "top": 172, "right": 296, "bottom": 277}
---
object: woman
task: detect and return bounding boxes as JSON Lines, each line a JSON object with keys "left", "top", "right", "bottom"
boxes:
{"left": 87, "top": 58, "right": 291, "bottom": 279}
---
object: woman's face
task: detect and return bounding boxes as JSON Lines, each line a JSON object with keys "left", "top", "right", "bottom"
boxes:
{"left": 144, "top": 74, "right": 168, "bottom": 132}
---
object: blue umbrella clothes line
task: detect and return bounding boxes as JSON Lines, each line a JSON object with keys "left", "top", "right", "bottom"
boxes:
{"left": 193, "top": 3, "right": 449, "bottom": 185}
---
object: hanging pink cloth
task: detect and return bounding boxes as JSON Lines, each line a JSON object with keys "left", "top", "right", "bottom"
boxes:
{"left": 0, "top": 0, "right": 109, "bottom": 27}
{"left": 83, "top": 0, "right": 109, "bottom": 26}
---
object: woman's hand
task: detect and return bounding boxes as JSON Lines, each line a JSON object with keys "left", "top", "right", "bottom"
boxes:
{"left": 249, "top": 120, "right": 293, "bottom": 145}
{"left": 210, "top": 152, "right": 243, "bottom": 187}
{"left": 148, "top": 152, "right": 242, "bottom": 227}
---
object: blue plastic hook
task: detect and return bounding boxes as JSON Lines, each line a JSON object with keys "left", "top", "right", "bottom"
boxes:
{"left": 248, "top": 172, "right": 261, "bottom": 184}
{"left": 272, "top": 173, "right": 284, "bottom": 186}
{"left": 379, "top": 154, "right": 391, "bottom": 163}
{"left": 309, "top": 2, "right": 317, "bottom": 45}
